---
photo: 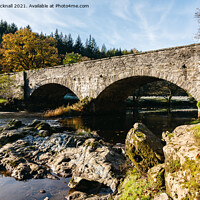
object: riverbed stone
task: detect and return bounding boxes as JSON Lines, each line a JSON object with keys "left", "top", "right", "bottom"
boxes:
{"left": 0, "top": 129, "right": 26, "bottom": 145}
{"left": 4, "top": 119, "right": 23, "bottom": 130}
{"left": 28, "top": 119, "right": 41, "bottom": 127}
{"left": 125, "top": 123, "right": 164, "bottom": 172}
{"left": 51, "top": 137, "right": 126, "bottom": 192}
{"left": 35, "top": 121, "right": 51, "bottom": 131}
{"left": 163, "top": 123, "right": 200, "bottom": 200}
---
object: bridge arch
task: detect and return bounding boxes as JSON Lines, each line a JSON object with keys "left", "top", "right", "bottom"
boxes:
{"left": 93, "top": 62, "right": 199, "bottom": 102}
{"left": 93, "top": 75, "right": 196, "bottom": 113}
{"left": 27, "top": 83, "right": 79, "bottom": 110}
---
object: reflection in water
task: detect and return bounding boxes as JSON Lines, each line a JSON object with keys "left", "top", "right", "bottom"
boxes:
{"left": 0, "top": 109, "right": 198, "bottom": 144}
{"left": 60, "top": 109, "right": 198, "bottom": 144}
{"left": 0, "top": 171, "right": 70, "bottom": 200}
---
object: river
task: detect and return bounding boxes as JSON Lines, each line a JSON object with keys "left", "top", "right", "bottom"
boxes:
{"left": 0, "top": 108, "right": 198, "bottom": 200}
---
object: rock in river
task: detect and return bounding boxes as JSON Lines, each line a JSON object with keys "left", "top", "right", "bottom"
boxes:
{"left": 125, "top": 122, "right": 164, "bottom": 173}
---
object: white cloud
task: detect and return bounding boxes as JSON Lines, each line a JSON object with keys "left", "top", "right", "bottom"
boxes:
{"left": 111, "top": 0, "right": 133, "bottom": 21}
{"left": 133, "top": 2, "right": 156, "bottom": 44}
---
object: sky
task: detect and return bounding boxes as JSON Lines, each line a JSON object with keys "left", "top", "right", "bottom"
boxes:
{"left": 0, "top": 0, "right": 200, "bottom": 51}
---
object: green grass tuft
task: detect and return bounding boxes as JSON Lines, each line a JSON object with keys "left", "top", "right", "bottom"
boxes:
{"left": 191, "top": 124, "right": 200, "bottom": 138}
{"left": 0, "top": 99, "right": 7, "bottom": 104}
{"left": 119, "top": 169, "right": 162, "bottom": 200}
{"left": 167, "top": 160, "right": 181, "bottom": 173}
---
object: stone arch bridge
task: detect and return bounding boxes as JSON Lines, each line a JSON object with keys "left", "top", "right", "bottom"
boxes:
{"left": 8, "top": 43, "right": 200, "bottom": 113}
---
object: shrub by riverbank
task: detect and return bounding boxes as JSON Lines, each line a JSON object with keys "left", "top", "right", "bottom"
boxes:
{"left": 43, "top": 97, "right": 93, "bottom": 117}
{"left": 0, "top": 98, "right": 24, "bottom": 111}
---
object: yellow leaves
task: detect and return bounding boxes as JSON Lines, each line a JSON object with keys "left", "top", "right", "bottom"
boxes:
{"left": 0, "top": 28, "right": 60, "bottom": 72}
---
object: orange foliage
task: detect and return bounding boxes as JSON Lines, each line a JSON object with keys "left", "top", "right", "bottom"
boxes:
{"left": 0, "top": 28, "right": 60, "bottom": 72}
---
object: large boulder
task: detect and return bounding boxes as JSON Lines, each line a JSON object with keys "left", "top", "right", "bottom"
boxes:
{"left": 163, "top": 123, "right": 200, "bottom": 200}
{"left": 52, "top": 138, "right": 126, "bottom": 193}
{"left": 125, "top": 123, "right": 164, "bottom": 172}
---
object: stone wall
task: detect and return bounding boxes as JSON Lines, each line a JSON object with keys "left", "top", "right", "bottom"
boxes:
{"left": 0, "top": 72, "right": 24, "bottom": 99}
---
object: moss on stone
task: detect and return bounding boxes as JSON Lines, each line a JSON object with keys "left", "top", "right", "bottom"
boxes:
{"left": 182, "top": 158, "right": 200, "bottom": 199}
{"left": 125, "top": 129, "right": 163, "bottom": 172}
{"left": 149, "top": 168, "right": 165, "bottom": 189}
{"left": 167, "top": 132, "right": 175, "bottom": 139}
{"left": 77, "top": 131, "right": 91, "bottom": 136}
{"left": 118, "top": 168, "right": 162, "bottom": 200}
{"left": 135, "top": 131, "right": 145, "bottom": 139}
{"left": 191, "top": 124, "right": 200, "bottom": 138}
{"left": 166, "top": 160, "right": 181, "bottom": 173}
{"left": 83, "top": 139, "right": 100, "bottom": 150}
{"left": 197, "top": 101, "right": 200, "bottom": 109}
{"left": 156, "top": 169, "right": 165, "bottom": 188}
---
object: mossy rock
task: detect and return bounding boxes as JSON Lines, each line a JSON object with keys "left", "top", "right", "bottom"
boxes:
{"left": 28, "top": 119, "right": 41, "bottom": 128}
{"left": 125, "top": 123, "right": 164, "bottom": 173}
{"left": 182, "top": 158, "right": 200, "bottom": 199}
{"left": 38, "top": 130, "right": 51, "bottom": 137}
{"left": 83, "top": 138, "right": 101, "bottom": 150}
{"left": 5, "top": 119, "right": 23, "bottom": 130}
{"left": 197, "top": 101, "right": 200, "bottom": 109}
{"left": 35, "top": 122, "right": 51, "bottom": 131}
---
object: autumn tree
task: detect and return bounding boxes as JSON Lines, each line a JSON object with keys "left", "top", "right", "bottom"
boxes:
{"left": 0, "top": 28, "right": 60, "bottom": 72}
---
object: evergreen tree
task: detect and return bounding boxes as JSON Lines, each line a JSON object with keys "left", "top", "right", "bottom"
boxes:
{"left": 26, "top": 25, "right": 32, "bottom": 31}
{"left": 91, "top": 37, "right": 99, "bottom": 58}
{"left": 53, "top": 30, "right": 68, "bottom": 56}
{"left": 84, "top": 35, "right": 99, "bottom": 58}
{"left": 0, "top": 20, "right": 18, "bottom": 43}
{"left": 74, "top": 35, "right": 83, "bottom": 54}
{"left": 65, "top": 33, "right": 74, "bottom": 53}
{"left": 86, "top": 35, "right": 93, "bottom": 57}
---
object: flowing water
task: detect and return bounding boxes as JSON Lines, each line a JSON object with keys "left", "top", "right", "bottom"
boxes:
{"left": 0, "top": 108, "right": 198, "bottom": 200}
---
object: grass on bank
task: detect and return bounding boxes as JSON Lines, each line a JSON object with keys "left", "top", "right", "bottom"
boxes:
{"left": 188, "top": 119, "right": 200, "bottom": 125}
{"left": 0, "top": 98, "right": 7, "bottom": 104}
{"left": 44, "top": 104, "right": 81, "bottom": 118}
{"left": 43, "top": 97, "right": 92, "bottom": 118}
